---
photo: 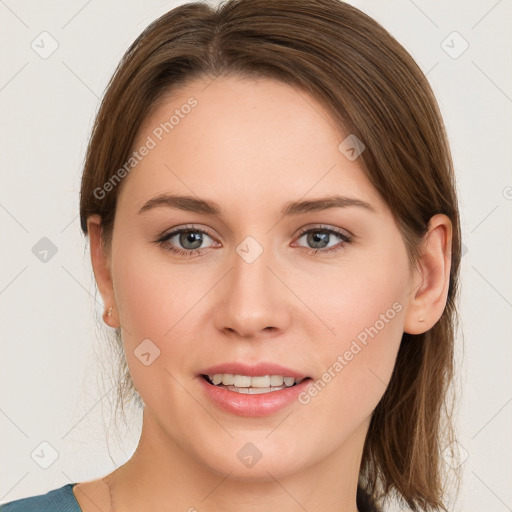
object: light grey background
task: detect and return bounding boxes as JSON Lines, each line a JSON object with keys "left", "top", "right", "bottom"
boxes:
{"left": 1, "top": 1, "right": 511, "bottom": 511}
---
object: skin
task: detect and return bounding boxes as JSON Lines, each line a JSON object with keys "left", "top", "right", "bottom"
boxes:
{"left": 76, "top": 75, "right": 452, "bottom": 512}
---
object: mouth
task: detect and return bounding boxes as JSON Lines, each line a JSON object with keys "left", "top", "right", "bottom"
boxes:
{"left": 201, "top": 374, "right": 312, "bottom": 394}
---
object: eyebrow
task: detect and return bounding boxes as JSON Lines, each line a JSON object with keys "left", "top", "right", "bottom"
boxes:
{"left": 138, "top": 193, "right": 377, "bottom": 217}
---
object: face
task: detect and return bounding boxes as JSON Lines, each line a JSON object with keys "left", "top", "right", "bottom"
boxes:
{"left": 102, "top": 75, "right": 415, "bottom": 479}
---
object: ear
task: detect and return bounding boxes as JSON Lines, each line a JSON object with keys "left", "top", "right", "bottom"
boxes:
{"left": 87, "top": 214, "right": 119, "bottom": 328}
{"left": 403, "top": 213, "right": 453, "bottom": 335}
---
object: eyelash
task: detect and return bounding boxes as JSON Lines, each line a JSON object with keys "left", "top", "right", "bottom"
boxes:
{"left": 155, "top": 224, "right": 352, "bottom": 257}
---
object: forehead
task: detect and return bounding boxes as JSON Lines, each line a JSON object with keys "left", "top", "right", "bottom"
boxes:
{"left": 118, "top": 75, "right": 386, "bottom": 217}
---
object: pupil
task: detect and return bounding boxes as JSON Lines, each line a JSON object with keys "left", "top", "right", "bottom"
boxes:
{"left": 181, "top": 231, "right": 202, "bottom": 250}
{"left": 309, "top": 231, "right": 329, "bottom": 249}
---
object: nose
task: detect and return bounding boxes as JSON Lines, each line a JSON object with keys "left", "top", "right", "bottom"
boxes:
{"left": 212, "top": 245, "right": 291, "bottom": 339}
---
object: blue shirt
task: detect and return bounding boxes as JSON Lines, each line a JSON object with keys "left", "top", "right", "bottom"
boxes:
{"left": 0, "top": 484, "right": 81, "bottom": 512}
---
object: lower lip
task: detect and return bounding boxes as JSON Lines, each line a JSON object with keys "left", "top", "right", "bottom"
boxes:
{"left": 198, "top": 376, "right": 312, "bottom": 417}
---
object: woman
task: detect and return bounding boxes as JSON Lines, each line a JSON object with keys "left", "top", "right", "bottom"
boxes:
{"left": 1, "top": 0, "right": 461, "bottom": 510}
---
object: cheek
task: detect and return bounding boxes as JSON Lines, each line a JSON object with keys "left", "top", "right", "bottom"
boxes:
{"left": 111, "top": 250, "right": 201, "bottom": 421}
{"left": 296, "top": 293, "right": 405, "bottom": 443}
{"left": 297, "top": 251, "right": 408, "bottom": 427}
{"left": 112, "top": 237, "right": 207, "bottom": 337}
{"left": 110, "top": 243, "right": 201, "bottom": 381}
{"left": 302, "top": 244, "right": 408, "bottom": 346}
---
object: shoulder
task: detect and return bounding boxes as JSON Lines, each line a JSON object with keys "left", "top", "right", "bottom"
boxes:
{"left": 0, "top": 484, "right": 81, "bottom": 512}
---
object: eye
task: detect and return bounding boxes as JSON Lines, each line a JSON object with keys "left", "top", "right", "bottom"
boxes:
{"left": 294, "top": 225, "right": 352, "bottom": 255}
{"left": 156, "top": 225, "right": 218, "bottom": 256}
{"left": 154, "top": 224, "right": 352, "bottom": 257}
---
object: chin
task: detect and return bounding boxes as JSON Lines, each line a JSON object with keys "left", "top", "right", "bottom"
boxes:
{"left": 203, "top": 457, "right": 300, "bottom": 483}
{"left": 192, "top": 437, "right": 309, "bottom": 482}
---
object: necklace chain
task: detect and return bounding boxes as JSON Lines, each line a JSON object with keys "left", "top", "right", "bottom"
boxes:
{"left": 104, "top": 474, "right": 115, "bottom": 512}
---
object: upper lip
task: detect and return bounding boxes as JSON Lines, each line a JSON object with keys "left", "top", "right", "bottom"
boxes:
{"left": 199, "top": 362, "right": 309, "bottom": 380}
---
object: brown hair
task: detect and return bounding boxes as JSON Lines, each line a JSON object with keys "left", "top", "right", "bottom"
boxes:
{"left": 79, "top": 1, "right": 462, "bottom": 510}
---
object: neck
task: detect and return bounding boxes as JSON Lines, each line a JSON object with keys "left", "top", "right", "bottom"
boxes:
{"left": 110, "top": 407, "right": 368, "bottom": 512}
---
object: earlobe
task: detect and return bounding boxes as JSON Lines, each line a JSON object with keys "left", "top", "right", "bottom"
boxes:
{"left": 87, "top": 214, "right": 119, "bottom": 328}
{"left": 403, "top": 214, "right": 452, "bottom": 335}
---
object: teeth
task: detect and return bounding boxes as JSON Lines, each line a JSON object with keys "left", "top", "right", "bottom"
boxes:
{"left": 207, "top": 374, "right": 303, "bottom": 388}
{"left": 283, "top": 376, "right": 295, "bottom": 386}
{"left": 233, "top": 374, "right": 252, "bottom": 387}
{"left": 270, "top": 375, "right": 284, "bottom": 386}
{"left": 222, "top": 373, "right": 235, "bottom": 385}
